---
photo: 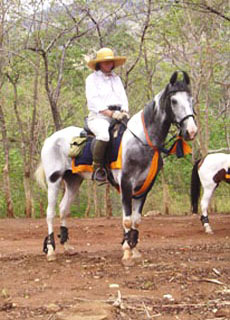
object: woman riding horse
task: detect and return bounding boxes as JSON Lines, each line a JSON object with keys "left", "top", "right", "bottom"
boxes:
{"left": 86, "top": 47, "right": 129, "bottom": 182}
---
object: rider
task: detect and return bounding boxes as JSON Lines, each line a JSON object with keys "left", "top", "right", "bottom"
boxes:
{"left": 86, "top": 47, "right": 129, "bottom": 182}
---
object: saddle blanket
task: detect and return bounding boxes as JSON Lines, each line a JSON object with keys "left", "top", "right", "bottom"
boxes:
{"left": 72, "top": 129, "right": 123, "bottom": 174}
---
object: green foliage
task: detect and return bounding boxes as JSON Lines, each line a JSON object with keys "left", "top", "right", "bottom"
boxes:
{"left": 1, "top": 0, "right": 230, "bottom": 218}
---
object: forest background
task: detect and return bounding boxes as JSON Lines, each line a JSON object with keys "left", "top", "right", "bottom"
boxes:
{"left": 0, "top": 0, "right": 229, "bottom": 219}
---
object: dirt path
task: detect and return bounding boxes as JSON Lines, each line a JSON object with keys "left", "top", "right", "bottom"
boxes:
{"left": 0, "top": 214, "right": 229, "bottom": 320}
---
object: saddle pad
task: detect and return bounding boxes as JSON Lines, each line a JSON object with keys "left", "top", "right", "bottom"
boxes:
{"left": 72, "top": 130, "right": 123, "bottom": 174}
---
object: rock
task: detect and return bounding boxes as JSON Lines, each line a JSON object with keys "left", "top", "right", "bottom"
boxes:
{"left": 215, "top": 307, "right": 230, "bottom": 318}
{"left": 56, "top": 301, "right": 114, "bottom": 320}
{"left": 46, "top": 303, "right": 61, "bottom": 312}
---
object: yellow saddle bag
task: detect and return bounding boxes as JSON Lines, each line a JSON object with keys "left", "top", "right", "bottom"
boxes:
{"left": 68, "top": 136, "right": 87, "bottom": 158}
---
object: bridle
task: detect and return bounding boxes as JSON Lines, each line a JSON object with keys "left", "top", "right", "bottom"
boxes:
{"left": 123, "top": 87, "right": 196, "bottom": 151}
{"left": 166, "top": 89, "right": 195, "bottom": 130}
{"left": 174, "top": 114, "right": 195, "bottom": 130}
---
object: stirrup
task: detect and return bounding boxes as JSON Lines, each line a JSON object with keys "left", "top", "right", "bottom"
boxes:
{"left": 92, "top": 167, "right": 107, "bottom": 182}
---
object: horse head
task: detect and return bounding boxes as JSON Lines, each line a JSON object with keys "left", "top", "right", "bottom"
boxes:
{"left": 164, "top": 71, "right": 197, "bottom": 141}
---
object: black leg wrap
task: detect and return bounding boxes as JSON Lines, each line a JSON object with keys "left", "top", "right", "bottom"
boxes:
{"left": 201, "top": 215, "right": 209, "bottom": 225}
{"left": 43, "top": 232, "right": 55, "bottom": 254}
{"left": 58, "top": 226, "right": 69, "bottom": 244}
{"left": 122, "top": 229, "right": 139, "bottom": 249}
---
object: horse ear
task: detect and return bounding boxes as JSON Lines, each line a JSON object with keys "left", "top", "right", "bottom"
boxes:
{"left": 170, "top": 71, "right": 178, "bottom": 85}
{"left": 182, "top": 71, "right": 190, "bottom": 85}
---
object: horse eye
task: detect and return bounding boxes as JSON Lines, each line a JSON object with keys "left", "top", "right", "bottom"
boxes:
{"left": 171, "top": 98, "right": 177, "bottom": 105}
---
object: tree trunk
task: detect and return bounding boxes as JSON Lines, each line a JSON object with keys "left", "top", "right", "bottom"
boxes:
{"left": 7, "top": 75, "right": 34, "bottom": 217}
{"left": 105, "top": 184, "right": 112, "bottom": 218}
{"left": 23, "top": 169, "right": 32, "bottom": 218}
{"left": 0, "top": 102, "right": 14, "bottom": 218}
{"left": 161, "top": 169, "right": 170, "bottom": 215}
{"left": 85, "top": 180, "right": 91, "bottom": 217}
{"left": 93, "top": 182, "right": 100, "bottom": 217}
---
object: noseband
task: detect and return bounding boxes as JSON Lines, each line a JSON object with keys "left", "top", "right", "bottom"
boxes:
{"left": 174, "top": 114, "right": 195, "bottom": 129}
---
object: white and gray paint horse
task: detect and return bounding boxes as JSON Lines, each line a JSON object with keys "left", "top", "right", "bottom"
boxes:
{"left": 191, "top": 153, "right": 230, "bottom": 234}
{"left": 35, "top": 71, "right": 197, "bottom": 265}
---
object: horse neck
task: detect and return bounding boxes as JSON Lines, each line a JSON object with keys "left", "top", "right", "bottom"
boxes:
{"left": 143, "top": 92, "right": 171, "bottom": 146}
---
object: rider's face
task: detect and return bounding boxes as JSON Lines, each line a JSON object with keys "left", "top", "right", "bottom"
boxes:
{"left": 100, "top": 61, "right": 114, "bottom": 73}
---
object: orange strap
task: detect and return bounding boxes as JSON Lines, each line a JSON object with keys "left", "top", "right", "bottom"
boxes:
{"left": 133, "top": 150, "right": 159, "bottom": 196}
{"left": 132, "top": 112, "right": 159, "bottom": 196}
{"left": 141, "top": 111, "right": 157, "bottom": 151}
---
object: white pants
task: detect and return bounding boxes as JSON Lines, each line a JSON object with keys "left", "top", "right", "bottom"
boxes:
{"left": 87, "top": 112, "right": 112, "bottom": 142}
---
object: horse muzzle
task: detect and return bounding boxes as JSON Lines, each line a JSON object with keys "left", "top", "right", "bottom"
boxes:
{"left": 184, "top": 122, "right": 198, "bottom": 141}
{"left": 179, "top": 115, "right": 197, "bottom": 141}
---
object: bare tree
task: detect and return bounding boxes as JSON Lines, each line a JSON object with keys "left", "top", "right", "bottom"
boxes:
{"left": 26, "top": 1, "right": 94, "bottom": 130}
{"left": 0, "top": 0, "right": 14, "bottom": 217}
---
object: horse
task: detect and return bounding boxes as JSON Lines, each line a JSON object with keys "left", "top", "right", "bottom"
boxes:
{"left": 35, "top": 71, "right": 197, "bottom": 265}
{"left": 191, "top": 152, "right": 230, "bottom": 234}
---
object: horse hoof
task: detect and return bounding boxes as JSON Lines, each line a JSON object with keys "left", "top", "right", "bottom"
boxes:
{"left": 205, "top": 229, "right": 213, "bottom": 235}
{"left": 47, "top": 254, "right": 56, "bottom": 262}
{"left": 204, "top": 224, "right": 213, "bottom": 234}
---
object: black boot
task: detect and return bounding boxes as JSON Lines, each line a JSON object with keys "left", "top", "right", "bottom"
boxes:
{"left": 92, "top": 140, "right": 108, "bottom": 182}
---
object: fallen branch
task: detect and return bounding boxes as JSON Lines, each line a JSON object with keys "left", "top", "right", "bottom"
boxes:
{"left": 142, "top": 301, "right": 151, "bottom": 319}
{"left": 199, "top": 278, "right": 224, "bottom": 286}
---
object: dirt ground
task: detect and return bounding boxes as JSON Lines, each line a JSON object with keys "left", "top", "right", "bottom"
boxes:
{"left": 0, "top": 213, "right": 229, "bottom": 320}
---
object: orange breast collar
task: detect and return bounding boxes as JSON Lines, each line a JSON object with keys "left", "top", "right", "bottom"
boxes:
{"left": 133, "top": 112, "right": 159, "bottom": 197}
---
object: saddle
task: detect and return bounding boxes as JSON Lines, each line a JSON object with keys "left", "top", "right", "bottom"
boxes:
{"left": 71, "top": 117, "right": 127, "bottom": 175}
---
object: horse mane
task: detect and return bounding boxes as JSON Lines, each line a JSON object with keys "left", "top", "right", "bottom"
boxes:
{"left": 143, "top": 100, "right": 156, "bottom": 123}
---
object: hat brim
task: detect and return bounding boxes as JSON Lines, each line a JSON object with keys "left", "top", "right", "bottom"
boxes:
{"left": 87, "top": 56, "right": 126, "bottom": 70}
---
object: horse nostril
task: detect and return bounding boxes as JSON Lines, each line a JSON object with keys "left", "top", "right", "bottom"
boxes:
{"left": 188, "top": 129, "right": 197, "bottom": 140}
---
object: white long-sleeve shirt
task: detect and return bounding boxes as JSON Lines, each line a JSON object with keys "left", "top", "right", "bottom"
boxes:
{"left": 85, "top": 70, "right": 129, "bottom": 114}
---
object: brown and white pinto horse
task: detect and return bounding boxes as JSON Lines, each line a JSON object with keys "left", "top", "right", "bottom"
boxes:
{"left": 35, "top": 71, "right": 197, "bottom": 265}
{"left": 191, "top": 153, "right": 230, "bottom": 233}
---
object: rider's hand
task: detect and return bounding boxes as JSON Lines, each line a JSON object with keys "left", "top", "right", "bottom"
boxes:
{"left": 121, "top": 111, "right": 130, "bottom": 120}
{"left": 112, "top": 111, "right": 124, "bottom": 121}
{"left": 112, "top": 111, "right": 130, "bottom": 121}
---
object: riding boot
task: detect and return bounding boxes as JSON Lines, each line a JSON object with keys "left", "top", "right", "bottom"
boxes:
{"left": 92, "top": 140, "right": 109, "bottom": 182}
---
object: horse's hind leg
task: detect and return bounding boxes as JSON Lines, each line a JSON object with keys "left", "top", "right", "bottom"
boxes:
{"left": 59, "top": 172, "right": 83, "bottom": 254}
{"left": 44, "top": 180, "right": 61, "bottom": 261}
{"left": 200, "top": 183, "right": 216, "bottom": 234}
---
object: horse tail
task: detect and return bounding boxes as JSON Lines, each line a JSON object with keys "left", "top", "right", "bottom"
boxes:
{"left": 34, "top": 162, "right": 47, "bottom": 190}
{"left": 191, "top": 159, "right": 202, "bottom": 214}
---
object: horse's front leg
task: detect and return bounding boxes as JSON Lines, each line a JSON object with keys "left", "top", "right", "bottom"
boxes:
{"left": 43, "top": 181, "right": 60, "bottom": 261}
{"left": 120, "top": 178, "right": 134, "bottom": 266}
{"left": 131, "top": 195, "right": 147, "bottom": 261}
{"left": 121, "top": 178, "right": 141, "bottom": 266}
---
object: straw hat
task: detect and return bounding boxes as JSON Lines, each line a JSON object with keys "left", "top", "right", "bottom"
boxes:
{"left": 87, "top": 48, "right": 126, "bottom": 70}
